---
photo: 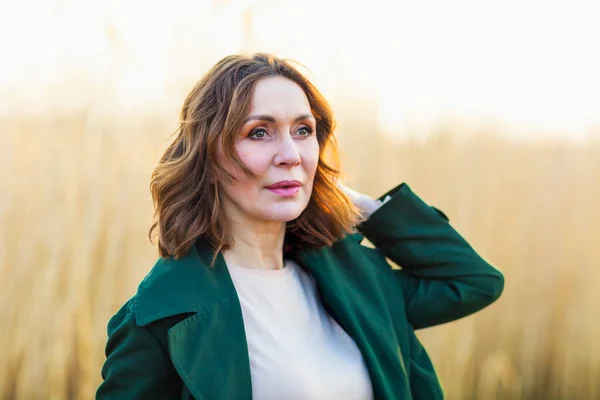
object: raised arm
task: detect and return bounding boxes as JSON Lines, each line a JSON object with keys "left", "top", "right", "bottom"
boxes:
{"left": 356, "top": 183, "right": 504, "bottom": 330}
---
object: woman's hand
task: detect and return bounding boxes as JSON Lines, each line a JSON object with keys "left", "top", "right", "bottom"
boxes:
{"left": 336, "top": 181, "right": 384, "bottom": 217}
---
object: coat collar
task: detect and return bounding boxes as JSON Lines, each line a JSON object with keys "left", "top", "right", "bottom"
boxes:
{"left": 134, "top": 237, "right": 234, "bottom": 327}
{"left": 133, "top": 233, "right": 364, "bottom": 327}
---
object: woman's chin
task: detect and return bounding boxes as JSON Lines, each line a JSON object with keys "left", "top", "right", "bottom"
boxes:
{"left": 264, "top": 204, "right": 306, "bottom": 222}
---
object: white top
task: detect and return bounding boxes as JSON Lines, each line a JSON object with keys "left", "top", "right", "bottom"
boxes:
{"left": 227, "top": 259, "right": 375, "bottom": 400}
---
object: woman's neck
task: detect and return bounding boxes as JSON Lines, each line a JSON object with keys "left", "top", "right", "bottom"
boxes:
{"left": 222, "top": 221, "right": 287, "bottom": 271}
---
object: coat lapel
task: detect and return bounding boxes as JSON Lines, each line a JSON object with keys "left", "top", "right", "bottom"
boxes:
{"left": 134, "top": 238, "right": 252, "bottom": 399}
{"left": 168, "top": 301, "right": 252, "bottom": 399}
{"left": 294, "top": 238, "right": 412, "bottom": 399}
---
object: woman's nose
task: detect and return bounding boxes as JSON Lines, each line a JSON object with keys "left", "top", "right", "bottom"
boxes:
{"left": 274, "top": 135, "right": 301, "bottom": 166}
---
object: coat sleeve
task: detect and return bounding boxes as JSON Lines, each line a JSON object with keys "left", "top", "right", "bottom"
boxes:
{"left": 357, "top": 183, "right": 505, "bottom": 330}
{"left": 96, "top": 298, "right": 181, "bottom": 399}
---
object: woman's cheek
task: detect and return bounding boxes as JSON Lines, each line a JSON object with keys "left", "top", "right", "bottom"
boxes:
{"left": 236, "top": 143, "right": 270, "bottom": 174}
{"left": 304, "top": 140, "right": 320, "bottom": 173}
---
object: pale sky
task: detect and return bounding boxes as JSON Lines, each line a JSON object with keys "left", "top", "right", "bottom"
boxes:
{"left": 1, "top": 0, "right": 598, "bottom": 142}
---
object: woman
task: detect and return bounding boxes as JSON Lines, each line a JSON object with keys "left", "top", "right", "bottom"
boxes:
{"left": 97, "top": 53, "right": 504, "bottom": 399}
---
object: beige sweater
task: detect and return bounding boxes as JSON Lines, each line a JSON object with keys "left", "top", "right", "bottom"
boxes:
{"left": 227, "top": 259, "right": 374, "bottom": 400}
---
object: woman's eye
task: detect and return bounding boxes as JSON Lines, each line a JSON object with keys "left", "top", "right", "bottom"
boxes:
{"left": 297, "top": 126, "right": 314, "bottom": 136}
{"left": 249, "top": 128, "right": 268, "bottom": 139}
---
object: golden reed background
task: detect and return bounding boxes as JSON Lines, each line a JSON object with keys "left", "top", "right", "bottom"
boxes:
{"left": 1, "top": 107, "right": 599, "bottom": 399}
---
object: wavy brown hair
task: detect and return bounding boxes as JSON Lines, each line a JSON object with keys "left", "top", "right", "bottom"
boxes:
{"left": 149, "top": 53, "right": 364, "bottom": 264}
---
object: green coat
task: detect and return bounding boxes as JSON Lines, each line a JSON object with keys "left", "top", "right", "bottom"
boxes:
{"left": 97, "top": 183, "right": 504, "bottom": 399}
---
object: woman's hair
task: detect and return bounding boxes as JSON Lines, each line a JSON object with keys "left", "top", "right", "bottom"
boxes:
{"left": 149, "top": 53, "right": 364, "bottom": 264}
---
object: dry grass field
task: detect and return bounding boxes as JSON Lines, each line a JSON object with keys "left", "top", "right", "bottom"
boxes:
{"left": 1, "top": 110, "right": 599, "bottom": 399}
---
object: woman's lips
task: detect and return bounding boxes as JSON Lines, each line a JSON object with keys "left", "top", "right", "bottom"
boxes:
{"left": 267, "top": 186, "right": 301, "bottom": 197}
{"left": 266, "top": 180, "right": 301, "bottom": 189}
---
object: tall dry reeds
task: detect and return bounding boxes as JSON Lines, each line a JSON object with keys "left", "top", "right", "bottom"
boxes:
{"left": 1, "top": 111, "right": 599, "bottom": 399}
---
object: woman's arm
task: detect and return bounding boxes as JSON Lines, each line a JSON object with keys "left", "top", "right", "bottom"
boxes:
{"left": 352, "top": 182, "right": 505, "bottom": 330}
{"left": 96, "top": 299, "right": 181, "bottom": 399}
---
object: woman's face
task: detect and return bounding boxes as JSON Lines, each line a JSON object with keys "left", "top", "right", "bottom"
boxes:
{"left": 216, "top": 76, "right": 319, "bottom": 225}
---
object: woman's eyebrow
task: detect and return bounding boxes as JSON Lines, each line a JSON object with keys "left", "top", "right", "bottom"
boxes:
{"left": 243, "top": 114, "right": 315, "bottom": 124}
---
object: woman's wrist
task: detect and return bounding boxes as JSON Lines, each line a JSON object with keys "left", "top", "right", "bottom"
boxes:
{"left": 337, "top": 181, "right": 391, "bottom": 217}
{"left": 355, "top": 196, "right": 383, "bottom": 217}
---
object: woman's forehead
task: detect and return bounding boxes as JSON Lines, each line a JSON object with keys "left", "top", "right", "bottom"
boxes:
{"left": 248, "top": 76, "right": 312, "bottom": 117}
